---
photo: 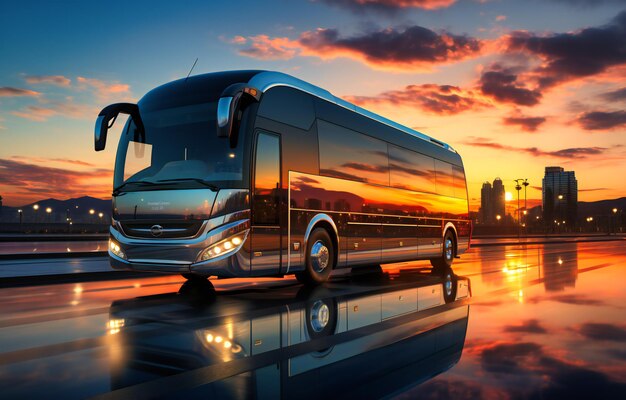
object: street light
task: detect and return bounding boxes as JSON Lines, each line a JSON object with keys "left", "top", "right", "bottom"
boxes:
{"left": 98, "top": 212, "right": 103, "bottom": 218}
{"left": 496, "top": 214, "right": 502, "bottom": 221}
{"left": 558, "top": 194, "right": 563, "bottom": 200}
{"left": 89, "top": 209, "right": 95, "bottom": 215}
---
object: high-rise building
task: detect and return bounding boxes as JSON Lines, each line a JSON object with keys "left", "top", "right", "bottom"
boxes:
{"left": 542, "top": 166, "right": 577, "bottom": 227}
{"left": 479, "top": 178, "right": 506, "bottom": 224}
{"left": 480, "top": 182, "right": 493, "bottom": 223}
{"left": 492, "top": 178, "right": 506, "bottom": 221}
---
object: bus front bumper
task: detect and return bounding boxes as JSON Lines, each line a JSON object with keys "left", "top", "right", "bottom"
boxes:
{"left": 109, "top": 218, "right": 251, "bottom": 277}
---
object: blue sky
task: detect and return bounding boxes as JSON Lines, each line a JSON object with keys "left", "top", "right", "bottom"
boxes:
{"left": 1, "top": 0, "right": 625, "bottom": 207}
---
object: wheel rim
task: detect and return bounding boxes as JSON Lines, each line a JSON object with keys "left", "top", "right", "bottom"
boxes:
{"left": 310, "top": 240, "right": 330, "bottom": 273}
{"left": 444, "top": 272, "right": 453, "bottom": 297}
{"left": 445, "top": 237, "right": 453, "bottom": 260}
{"left": 309, "top": 300, "right": 330, "bottom": 332}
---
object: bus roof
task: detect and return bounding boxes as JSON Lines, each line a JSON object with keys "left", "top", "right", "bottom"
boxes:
{"left": 247, "top": 71, "right": 456, "bottom": 153}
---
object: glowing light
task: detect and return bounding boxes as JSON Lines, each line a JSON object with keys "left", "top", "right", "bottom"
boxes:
{"left": 223, "top": 241, "right": 233, "bottom": 250}
{"left": 231, "top": 237, "right": 242, "bottom": 246}
{"left": 89, "top": 209, "right": 95, "bottom": 215}
{"left": 215, "top": 336, "right": 223, "bottom": 343}
{"left": 206, "top": 333, "right": 214, "bottom": 343}
{"left": 558, "top": 194, "right": 563, "bottom": 200}
{"left": 558, "top": 258, "right": 563, "bottom": 265}
{"left": 496, "top": 214, "right": 502, "bottom": 221}
{"left": 33, "top": 204, "right": 39, "bottom": 210}
{"left": 46, "top": 207, "right": 52, "bottom": 213}
{"left": 505, "top": 192, "right": 513, "bottom": 201}
{"left": 73, "top": 285, "right": 83, "bottom": 294}
{"left": 228, "top": 153, "right": 235, "bottom": 158}
{"left": 224, "top": 340, "right": 232, "bottom": 349}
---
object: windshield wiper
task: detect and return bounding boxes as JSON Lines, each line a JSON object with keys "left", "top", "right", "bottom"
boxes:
{"left": 155, "top": 178, "right": 219, "bottom": 192}
{"left": 112, "top": 180, "right": 159, "bottom": 196}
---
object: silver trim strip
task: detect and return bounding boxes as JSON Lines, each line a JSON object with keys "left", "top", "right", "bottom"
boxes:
{"left": 419, "top": 224, "right": 442, "bottom": 228}
{"left": 128, "top": 259, "right": 190, "bottom": 265}
{"left": 347, "top": 222, "right": 381, "bottom": 226}
{"left": 290, "top": 207, "right": 467, "bottom": 223}
{"left": 248, "top": 71, "right": 454, "bottom": 152}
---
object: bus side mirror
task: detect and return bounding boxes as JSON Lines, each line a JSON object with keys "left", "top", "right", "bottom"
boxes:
{"left": 95, "top": 103, "right": 143, "bottom": 151}
{"left": 217, "top": 84, "right": 260, "bottom": 148}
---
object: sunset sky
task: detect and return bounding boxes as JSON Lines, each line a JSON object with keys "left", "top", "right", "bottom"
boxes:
{"left": 1, "top": 0, "right": 625, "bottom": 210}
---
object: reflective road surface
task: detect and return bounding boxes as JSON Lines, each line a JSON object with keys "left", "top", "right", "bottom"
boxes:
{"left": 0, "top": 241, "right": 624, "bottom": 399}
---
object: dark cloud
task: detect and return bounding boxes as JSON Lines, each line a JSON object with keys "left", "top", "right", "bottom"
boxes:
{"left": 300, "top": 25, "right": 481, "bottom": 64}
{"left": 481, "top": 342, "right": 541, "bottom": 374}
{"left": 577, "top": 323, "right": 626, "bottom": 342}
{"left": 317, "top": 0, "right": 456, "bottom": 13}
{"left": 478, "top": 341, "right": 626, "bottom": 398}
{"left": 462, "top": 137, "right": 612, "bottom": 159}
{"left": 506, "top": 11, "right": 626, "bottom": 89}
{"left": 547, "top": 0, "right": 626, "bottom": 7}
{"left": 504, "top": 319, "right": 548, "bottom": 334}
{"left": 577, "top": 110, "right": 626, "bottom": 130}
{"left": 0, "top": 87, "right": 40, "bottom": 97}
{"left": 502, "top": 114, "right": 547, "bottom": 132}
{"left": 601, "top": 87, "right": 626, "bottom": 101}
{"left": 479, "top": 65, "right": 542, "bottom": 106}
{"left": 345, "top": 84, "right": 491, "bottom": 115}
{"left": 579, "top": 188, "right": 609, "bottom": 192}
{"left": 235, "top": 25, "right": 484, "bottom": 69}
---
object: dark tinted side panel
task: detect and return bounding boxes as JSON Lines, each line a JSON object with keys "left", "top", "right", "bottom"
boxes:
{"left": 435, "top": 160, "right": 454, "bottom": 197}
{"left": 318, "top": 120, "right": 389, "bottom": 186}
{"left": 388, "top": 145, "right": 436, "bottom": 193}
{"left": 257, "top": 87, "right": 315, "bottom": 130}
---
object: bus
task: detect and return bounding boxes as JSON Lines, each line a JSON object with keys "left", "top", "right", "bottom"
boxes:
{"left": 94, "top": 70, "right": 470, "bottom": 285}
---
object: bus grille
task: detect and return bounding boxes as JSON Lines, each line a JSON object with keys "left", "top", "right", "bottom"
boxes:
{"left": 119, "top": 220, "right": 204, "bottom": 239}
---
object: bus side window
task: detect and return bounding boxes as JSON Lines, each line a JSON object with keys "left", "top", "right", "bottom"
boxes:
{"left": 435, "top": 160, "right": 454, "bottom": 197}
{"left": 388, "top": 145, "right": 436, "bottom": 193}
{"left": 253, "top": 132, "right": 280, "bottom": 224}
{"left": 318, "top": 120, "right": 389, "bottom": 186}
{"left": 453, "top": 165, "right": 467, "bottom": 199}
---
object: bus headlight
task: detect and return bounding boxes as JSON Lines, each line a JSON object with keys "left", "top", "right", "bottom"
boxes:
{"left": 109, "top": 238, "right": 126, "bottom": 260}
{"left": 198, "top": 231, "right": 248, "bottom": 262}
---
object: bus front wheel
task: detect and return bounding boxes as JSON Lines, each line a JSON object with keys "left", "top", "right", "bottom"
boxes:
{"left": 296, "top": 228, "right": 334, "bottom": 285}
{"left": 430, "top": 230, "right": 455, "bottom": 273}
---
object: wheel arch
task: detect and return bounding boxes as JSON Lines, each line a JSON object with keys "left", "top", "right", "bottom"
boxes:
{"left": 443, "top": 222, "right": 458, "bottom": 256}
{"left": 304, "top": 214, "right": 339, "bottom": 269}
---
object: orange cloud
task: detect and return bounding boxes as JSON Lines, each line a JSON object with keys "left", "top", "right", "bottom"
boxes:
{"left": 76, "top": 76, "right": 132, "bottom": 101}
{"left": 10, "top": 99, "right": 96, "bottom": 122}
{"left": 0, "top": 87, "right": 40, "bottom": 97}
{"left": 318, "top": 0, "right": 456, "bottom": 11}
{"left": 344, "top": 83, "right": 492, "bottom": 115}
{"left": 237, "top": 35, "right": 300, "bottom": 60}
{"left": 24, "top": 75, "right": 71, "bottom": 86}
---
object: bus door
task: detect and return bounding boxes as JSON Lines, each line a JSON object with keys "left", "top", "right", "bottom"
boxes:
{"left": 251, "top": 131, "right": 282, "bottom": 276}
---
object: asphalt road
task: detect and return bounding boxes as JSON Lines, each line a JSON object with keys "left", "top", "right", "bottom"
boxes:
{"left": 0, "top": 241, "right": 624, "bottom": 399}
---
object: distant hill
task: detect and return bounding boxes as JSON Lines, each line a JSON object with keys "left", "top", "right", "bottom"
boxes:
{"left": 578, "top": 197, "right": 626, "bottom": 218}
{"left": 0, "top": 196, "right": 111, "bottom": 223}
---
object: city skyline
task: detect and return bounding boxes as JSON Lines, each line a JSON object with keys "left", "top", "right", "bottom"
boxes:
{"left": 1, "top": 1, "right": 626, "bottom": 208}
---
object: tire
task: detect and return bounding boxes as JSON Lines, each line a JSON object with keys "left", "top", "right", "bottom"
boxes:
{"left": 181, "top": 273, "right": 208, "bottom": 281}
{"left": 296, "top": 228, "right": 335, "bottom": 285}
{"left": 305, "top": 298, "right": 337, "bottom": 340}
{"left": 438, "top": 267, "right": 457, "bottom": 303}
{"left": 430, "top": 230, "right": 455, "bottom": 274}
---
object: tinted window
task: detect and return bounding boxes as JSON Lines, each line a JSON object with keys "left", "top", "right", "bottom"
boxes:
{"left": 257, "top": 87, "right": 315, "bottom": 130}
{"left": 388, "top": 145, "right": 436, "bottom": 193}
{"left": 435, "top": 160, "right": 454, "bottom": 197}
{"left": 253, "top": 132, "right": 280, "bottom": 224}
{"left": 318, "top": 120, "right": 389, "bottom": 186}
{"left": 453, "top": 165, "right": 467, "bottom": 199}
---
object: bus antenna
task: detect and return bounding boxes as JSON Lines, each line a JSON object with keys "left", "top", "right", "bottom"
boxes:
{"left": 185, "top": 58, "right": 198, "bottom": 82}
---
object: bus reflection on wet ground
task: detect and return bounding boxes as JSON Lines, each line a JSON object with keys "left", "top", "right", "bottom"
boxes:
{"left": 1, "top": 241, "right": 625, "bottom": 398}
{"left": 106, "top": 271, "right": 470, "bottom": 399}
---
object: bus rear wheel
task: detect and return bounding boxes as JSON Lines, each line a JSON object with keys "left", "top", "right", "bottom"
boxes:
{"left": 430, "top": 230, "right": 455, "bottom": 273}
{"left": 296, "top": 228, "right": 334, "bottom": 285}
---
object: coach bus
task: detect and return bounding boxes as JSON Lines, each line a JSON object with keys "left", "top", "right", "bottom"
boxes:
{"left": 94, "top": 70, "right": 470, "bottom": 285}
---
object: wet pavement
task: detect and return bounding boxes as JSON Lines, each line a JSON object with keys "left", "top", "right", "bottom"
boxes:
{"left": 0, "top": 241, "right": 624, "bottom": 399}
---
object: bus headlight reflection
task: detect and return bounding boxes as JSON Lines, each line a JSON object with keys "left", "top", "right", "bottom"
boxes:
{"left": 109, "top": 238, "right": 126, "bottom": 260}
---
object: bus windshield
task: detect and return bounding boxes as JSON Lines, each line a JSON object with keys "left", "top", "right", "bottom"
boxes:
{"left": 113, "top": 101, "right": 245, "bottom": 193}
